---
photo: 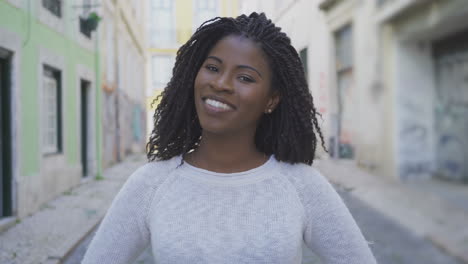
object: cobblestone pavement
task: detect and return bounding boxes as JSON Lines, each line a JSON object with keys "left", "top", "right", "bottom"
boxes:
{"left": 64, "top": 185, "right": 462, "bottom": 264}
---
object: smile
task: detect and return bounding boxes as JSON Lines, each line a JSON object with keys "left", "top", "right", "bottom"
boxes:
{"left": 203, "top": 98, "right": 235, "bottom": 111}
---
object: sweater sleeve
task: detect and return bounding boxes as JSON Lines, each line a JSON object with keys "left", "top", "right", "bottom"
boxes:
{"left": 287, "top": 165, "right": 377, "bottom": 264}
{"left": 81, "top": 164, "right": 157, "bottom": 264}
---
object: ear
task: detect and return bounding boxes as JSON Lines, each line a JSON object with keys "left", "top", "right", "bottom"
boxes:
{"left": 264, "top": 91, "right": 281, "bottom": 114}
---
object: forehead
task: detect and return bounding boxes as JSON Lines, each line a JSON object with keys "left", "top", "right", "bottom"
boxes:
{"left": 207, "top": 35, "right": 270, "bottom": 71}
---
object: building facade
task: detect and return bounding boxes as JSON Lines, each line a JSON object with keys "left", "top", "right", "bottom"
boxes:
{"left": 100, "top": 0, "right": 148, "bottom": 168}
{"left": 0, "top": 0, "right": 100, "bottom": 226}
{"left": 321, "top": 0, "right": 468, "bottom": 182}
{"left": 241, "top": 0, "right": 468, "bottom": 183}
{"left": 147, "top": 0, "right": 239, "bottom": 136}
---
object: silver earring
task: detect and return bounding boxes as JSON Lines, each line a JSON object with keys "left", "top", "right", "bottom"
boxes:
{"left": 266, "top": 109, "right": 272, "bottom": 113}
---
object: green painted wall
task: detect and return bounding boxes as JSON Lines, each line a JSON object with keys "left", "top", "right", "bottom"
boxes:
{"left": 0, "top": 0, "right": 98, "bottom": 177}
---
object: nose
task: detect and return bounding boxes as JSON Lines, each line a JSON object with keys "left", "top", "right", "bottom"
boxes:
{"left": 211, "top": 72, "right": 234, "bottom": 93}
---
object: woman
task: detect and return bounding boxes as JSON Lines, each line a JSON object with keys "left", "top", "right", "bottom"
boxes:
{"left": 82, "top": 12, "right": 376, "bottom": 264}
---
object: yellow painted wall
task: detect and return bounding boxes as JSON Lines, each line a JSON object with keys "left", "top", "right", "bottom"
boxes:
{"left": 222, "top": 0, "right": 239, "bottom": 17}
{"left": 176, "top": 0, "right": 194, "bottom": 44}
{"left": 148, "top": 48, "right": 178, "bottom": 54}
{"left": 147, "top": 90, "right": 163, "bottom": 111}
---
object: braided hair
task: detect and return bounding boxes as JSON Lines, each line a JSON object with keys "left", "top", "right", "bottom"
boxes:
{"left": 147, "top": 12, "right": 326, "bottom": 165}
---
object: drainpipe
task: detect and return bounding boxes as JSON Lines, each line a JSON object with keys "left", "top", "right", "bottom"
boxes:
{"left": 94, "top": 23, "right": 103, "bottom": 179}
{"left": 115, "top": 21, "right": 121, "bottom": 163}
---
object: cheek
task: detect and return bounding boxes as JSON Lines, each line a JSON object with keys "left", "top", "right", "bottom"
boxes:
{"left": 194, "top": 70, "right": 212, "bottom": 95}
{"left": 243, "top": 83, "right": 272, "bottom": 103}
{"left": 239, "top": 89, "right": 271, "bottom": 112}
{"left": 193, "top": 72, "right": 202, "bottom": 93}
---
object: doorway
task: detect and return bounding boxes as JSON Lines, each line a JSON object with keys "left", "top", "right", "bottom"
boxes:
{"left": 80, "top": 80, "right": 91, "bottom": 177}
{"left": 0, "top": 48, "right": 12, "bottom": 217}
{"left": 433, "top": 29, "right": 468, "bottom": 182}
{"left": 334, "top": 24, "right": 355, "bottom": 159}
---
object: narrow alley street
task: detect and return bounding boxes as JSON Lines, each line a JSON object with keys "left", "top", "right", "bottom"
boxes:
{"left": 2, "top": 1, "right": 468, "bottom": 264}
{"left": 64, "top": 184, "right": 463, "bottom": 264}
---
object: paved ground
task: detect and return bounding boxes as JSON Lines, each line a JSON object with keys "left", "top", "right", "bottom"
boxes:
{"left": 64, "top": 185, "right": 462, "bottom": 264}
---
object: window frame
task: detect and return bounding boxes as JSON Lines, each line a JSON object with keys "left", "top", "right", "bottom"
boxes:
{"left": 151, "top": 54, "right": 175, "bottom": 91}
{"left": 42, "top": 0, "right": 62, "bottom": 18}
{"left": 192, "top": 0, "right": 218, "bottom": 32}
{"left": 150, "top": 0, "right": 176, "bottom": 47}
{"left": 38, "top": 0, "right": 65, "bottom": 34}
{"left": 42, "top": 65, "right": 63, "bottom": 155}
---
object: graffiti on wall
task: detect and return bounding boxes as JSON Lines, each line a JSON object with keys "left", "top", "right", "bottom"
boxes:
{"left": 318, "top": 72, "right": 328, "bottom": 114}
{"left": 437, "top": 133, "right": 465, "bottom": 181}
{"left": 434, "top": 101, "right": 467, "bottom": 181}
{"left": 399, "top": 123, "right": 432, "bottom": 179}
{"left": 102, "top": 91, "right": 118, "bottom": 166}
{"left": 433, "top": 46, "right": 468, "bottom": 182}
{"left": 398, "top": 100, "right": 433, "bottom": 180}
{"left": 101, "top": 88, "right": 146, "bottom": 167}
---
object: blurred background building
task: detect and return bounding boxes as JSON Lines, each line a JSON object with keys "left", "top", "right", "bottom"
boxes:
{"left": 0, "top": 0, "right": 148, "bottom": 225}
{"left": 100, "top": 0, "right": 148, "bottom": 168}
{"left": 146, "top": 0, "right": 239, "bottom": 136}
{"left": 241, "top": 0, "right": 468, "bottom": 184}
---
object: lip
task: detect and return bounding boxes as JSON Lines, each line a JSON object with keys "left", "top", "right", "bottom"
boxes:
{"left": 201, "top": 95, "right": 237, "bottom": 111}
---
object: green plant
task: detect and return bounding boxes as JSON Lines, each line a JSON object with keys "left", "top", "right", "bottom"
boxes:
{"left": 84, "top": 12, "right": 102, "bottom": 32}
{"left": 88, "top": 12, "right": 101, "bottom": 22}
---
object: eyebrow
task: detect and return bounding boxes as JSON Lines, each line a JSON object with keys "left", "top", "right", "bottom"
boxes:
{"left": 206, "top": 56, "right": 263, "bottom": 79}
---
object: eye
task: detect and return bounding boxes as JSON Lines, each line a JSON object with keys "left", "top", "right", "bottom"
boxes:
{"left": 238, "top": 75, "right": 255, "bottom": 83}
{"left": 205, "top": 64, "right": 218, "bottom": 72}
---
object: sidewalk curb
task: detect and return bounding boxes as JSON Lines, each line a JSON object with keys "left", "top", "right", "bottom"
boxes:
{"left": 60, "top": 220, "right": 101, "bottom": 263}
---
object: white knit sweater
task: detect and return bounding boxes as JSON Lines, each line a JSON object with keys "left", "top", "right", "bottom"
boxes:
{"left": 82, "top": 155, "right": 376, "bottom": 264}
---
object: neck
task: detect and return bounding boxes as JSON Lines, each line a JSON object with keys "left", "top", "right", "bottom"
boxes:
{"left": 187, "top": 130, "right": 267, "bottom": 173}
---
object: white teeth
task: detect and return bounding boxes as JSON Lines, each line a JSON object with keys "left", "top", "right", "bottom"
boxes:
{"left": 205, "top": 98, "right": 232, "bottom": 110}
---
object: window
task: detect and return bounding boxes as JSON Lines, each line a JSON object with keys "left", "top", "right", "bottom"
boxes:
{"left": 150, "top": 0, "right": 175, "bottom": 47}
{"left": 79, "top": 0, "right": 93, "bottom": 38}
{"left": 334, "top": 24, "right": 354, "bottom": 158}
{"left": 42, "top": 66, "right": 62, "bottom": 154}
{"left": 39, "top": 0, "right": 64, "bottom": 34}
{"left": 194, "top": 0, "right": 217, "bottom": 30}
{"left": 79, "top": 18, "right": 92, "bottom": 38}
{"left": 106, "top": 21, "right": 115, "bottom": 83}
{"left": 42, "top": 0, "right": 62, "bottom": 18}
{"left": 335, "top": 25, "right": 353, "bottom": 72}
{"left": 151, "top": 55, "right": 175, "bottom": 93}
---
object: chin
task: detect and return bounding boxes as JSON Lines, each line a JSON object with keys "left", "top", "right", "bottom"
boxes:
{"left": 199, "top": 121, "right": 231, "bottom": 135}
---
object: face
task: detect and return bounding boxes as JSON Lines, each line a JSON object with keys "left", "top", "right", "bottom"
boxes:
{"left": 194, "top": 35, "right": 279, "bottom": 136}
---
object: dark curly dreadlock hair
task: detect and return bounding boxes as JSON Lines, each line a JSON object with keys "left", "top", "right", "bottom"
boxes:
{"left": 147, "top": 12, "right": 326, "bottom": 165}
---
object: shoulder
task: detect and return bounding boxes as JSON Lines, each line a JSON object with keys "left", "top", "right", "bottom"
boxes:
{"left": 123, "top": 155, "right": 182, "bottom": 192}
{"left": 275, "top": 159, "right": 339, "bottom": 207}
{"left": 276, "top": 159, "right": 329, "bottom": 189}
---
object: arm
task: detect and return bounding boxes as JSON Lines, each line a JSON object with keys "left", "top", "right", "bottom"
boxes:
{"left": 302, "top": 169, "right": 377, "bottom": 264}
{"left": 81, "top": 166, "right": 154, "bottom": 264}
